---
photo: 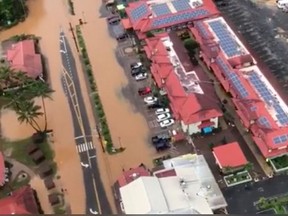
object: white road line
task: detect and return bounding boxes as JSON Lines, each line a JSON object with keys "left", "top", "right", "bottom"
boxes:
{"left": 89, "top": 141, "right": 93, "bottom": 149}
{"left": 80, "top": 144, "right": 84, "bottom": 152}
{"left": 75, "top": 136, "right": 84, "bottom": 140}
{"left": 89, "top": 155, "right": 96, "bottom": 159}
{"left": 83, "top": 143, "right": 87, "bottom": 151}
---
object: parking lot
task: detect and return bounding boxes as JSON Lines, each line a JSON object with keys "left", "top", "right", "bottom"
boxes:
{"left": 111, "top": 30, "right": 191, "bottom": 157}
{"left": 223, "top": 175, "right": 288, "bottom": 214}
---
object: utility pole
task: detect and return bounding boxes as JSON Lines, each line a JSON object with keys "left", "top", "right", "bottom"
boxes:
{"left": 69, "top": 22, "right": 79, "bottom": 53}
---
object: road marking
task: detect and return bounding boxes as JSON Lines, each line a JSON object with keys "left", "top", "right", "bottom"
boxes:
{"left": 76, "top": 142, "right": 94, "bottom": 153}
{"left": 75, "top": 136, "right": 84, "bottom": 140}
{"left": 89, "top": 155, "right": 96, "bottom": 159}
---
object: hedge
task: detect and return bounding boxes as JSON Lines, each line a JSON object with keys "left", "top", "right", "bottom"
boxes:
{"left": 75, "top": 25, "right": 117, "bottom": 154}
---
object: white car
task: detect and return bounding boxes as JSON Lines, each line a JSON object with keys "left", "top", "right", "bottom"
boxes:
{"left": 156, "top": 113, "right": 171, "bottom": 122}
{"left": 160, "top": 119, "right": 175, "bottom": 128}
{"left": 130, "top": 62, "right": 142, "bottom": 69}
{"left": 135, "top": 73, "right": 147, "bottom": 81}
{"left": 155, "top": 108, "right": 170, "bottom": 115}
{"left": 144, "top": 96, "right": 158, "bottom": 105}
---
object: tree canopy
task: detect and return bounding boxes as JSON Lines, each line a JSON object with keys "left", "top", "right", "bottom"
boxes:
{"left": 0, "top": 0, "right": 27, "bottom": 27}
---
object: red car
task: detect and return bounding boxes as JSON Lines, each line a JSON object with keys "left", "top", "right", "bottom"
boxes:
{"left": 138, "top": 87, "right": 152, "bottom": 96}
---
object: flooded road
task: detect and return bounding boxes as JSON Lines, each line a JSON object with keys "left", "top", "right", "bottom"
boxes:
{"left": 0, "top": 0, "right": 158, "bottom": 213}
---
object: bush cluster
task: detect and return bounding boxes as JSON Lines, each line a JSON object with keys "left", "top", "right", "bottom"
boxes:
{"left": 76, "top": 26, "right": 114, "bottom": 153}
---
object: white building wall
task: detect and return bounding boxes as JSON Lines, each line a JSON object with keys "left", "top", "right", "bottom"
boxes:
{"left": 181, "top": 117, "right": 219, "bottom": 135}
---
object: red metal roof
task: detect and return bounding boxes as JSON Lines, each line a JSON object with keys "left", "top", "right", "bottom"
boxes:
{"left": 0, "top": 152, "right": 4, "bottom": 186}
{"left": 191, "top": 17, "right": 288, "bottom": 158}
{"left": 144, "top": 33, "right": 222, "bottom": 125}
{"left": 117, "top": 166, "right": 150, "bottom": 187}
{"left": 125, "top": 0, "right": 219, "bottom": 33}
{"left": 0, "top": 185, "right": 40, "bottom": 214}
{"left": 6, "top": 40, "right": 43, "bottom": 79}
{"left": 213, "top": 142, "right": 248, "bottom": 168}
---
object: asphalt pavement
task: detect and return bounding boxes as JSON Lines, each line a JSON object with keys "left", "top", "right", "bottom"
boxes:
{"left": 59, "top": 30, "right": 111, "bottom": 214}
{"left": 223, "top": 175, "right": 288, "bottom": 214}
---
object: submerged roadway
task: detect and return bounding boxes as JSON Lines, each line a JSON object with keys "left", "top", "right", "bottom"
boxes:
{"left": 59, "top": 29, "right": 111, "bottom": 214}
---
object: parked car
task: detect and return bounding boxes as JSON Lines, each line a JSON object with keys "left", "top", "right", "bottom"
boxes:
{"left": 147, "top": 103, "right": 163, "bottom": 109}
{"left": 138, "top": 87, "right": 152, "bottom": 96}
{"left": 135, "top": 73, "right": 148, "bottom": 81}
{"left": 151, "top": 133, "right": 171, "bottom": 144}
{"left": 160, "top": 119, "right": 175, "bottom": 128}
{"left": 155, "top": 108, "right": 170, "bottom": 115}
{"left": 130, "top": 62, "right": 142, "bottom": 69}
{"left": 108, "top": 17, "right": 120, "bottom": 25}
{"left": 156, "top": 113, "right": 171, "bottom": 122}
{"left": 116, "top": 34, "right": 127, "bottom": 41}
{"left": 106, "top": 15, "right": 119, "bottom": 21}
{"left": 131, "top": 67, "right": 145, "bottom": 76}
{"left": 154, "top": 141, "right": 171, "bottom": 152}
{"left": 144, "top": 96, "right": 158, "bottom": 105}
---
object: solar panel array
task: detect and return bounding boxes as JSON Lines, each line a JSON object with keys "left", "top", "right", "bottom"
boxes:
{"left": 248, "top": 72, "right": 288, "bottom": 128}
{"left": 215, "top": 58, "right": 249, "bottom": 98}
{"left": 151, "top": 4, "right": 172, "bottom": 16}
{"left": 151, "top": 9, "right": 209, "bottom": 28}
{"left": 273, "top": 135, "right": 288, "bottom": 145}
{"left": 195, "top": 22, "right": 210, "bottom": 39}
{"left": 130, "top": 4, "right": 149, "bottom": 21}
{"left": 208, "top": 20, "right": 242, "bottom": 58}
{"left": 172, "top": 0, "right": 191, "bottom": 12}
{"left": 258, "top": 116, "right": 271, "bottom": 128}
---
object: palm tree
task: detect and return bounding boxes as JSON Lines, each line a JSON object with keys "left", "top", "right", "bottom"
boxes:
{"left": 21, "top": 81, "right": 54, "bottom": 131}
{"left": 12, "top": 100, "right": 43, "bottom": 132}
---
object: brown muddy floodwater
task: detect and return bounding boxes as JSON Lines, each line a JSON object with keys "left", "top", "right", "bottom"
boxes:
{"left": 0, "top": 0, "right": 160, "bottom": 213}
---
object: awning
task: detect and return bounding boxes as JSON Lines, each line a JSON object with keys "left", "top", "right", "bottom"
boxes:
{"left": 121, "top": 18, "right": 132, "bottom": 29}
{"left": 198, "top": 121, "right": 215, "bottom": 129}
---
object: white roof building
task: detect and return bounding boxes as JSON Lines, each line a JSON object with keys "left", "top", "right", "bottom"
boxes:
{"left": 119, "top": 154, "right": 227, "bottom": 214}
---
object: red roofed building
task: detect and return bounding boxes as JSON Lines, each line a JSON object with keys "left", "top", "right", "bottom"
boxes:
{"left": 144, "top": 31, "right": 222, "bottom": 135}
{"left": 190, "top": 16, "right": 288, "bottom": 158}
{"left": 0, "top": 185, "right": 41, "bottom": 214}
{"left": 6, "top": 40, "right": 43, "bottom": 79}
{"left": 213, "top": 142, "right": 248, "bottom": 172}
{"left": 122, "top": 0, "right": 219, "bottom": 39}
{"left": 0, "top": 152, "right": 5, "bottom": 187}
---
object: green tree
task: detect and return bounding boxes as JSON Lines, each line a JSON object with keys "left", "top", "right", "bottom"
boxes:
{"left": 146, "top": 31, "right": 154, "bottom": 38}
{"left": 184, "top": 38, "right": 199, "bottom": 54}
{"left": 12, "top": 100, "right": 44, "bottom": 132}
{"left": 0, "top": 0, "right": 27, "bottom": 27}
{"left": 21, "top": 81, "right": 54, "bottom": 131}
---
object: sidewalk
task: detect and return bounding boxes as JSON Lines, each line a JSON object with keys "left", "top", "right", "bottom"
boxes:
{"left": 198, "top": 59, "right": 274, "bottom": 177}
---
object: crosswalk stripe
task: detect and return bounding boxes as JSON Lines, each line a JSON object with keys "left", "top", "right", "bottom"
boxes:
{"left": 89, "top": 141, "right": 93, "bottom": 149}
{"left": 76, "top": 142, "right": 95, "bottom": 153}
{"left": 83, "top": 143, "right": 87, "bottom": 151}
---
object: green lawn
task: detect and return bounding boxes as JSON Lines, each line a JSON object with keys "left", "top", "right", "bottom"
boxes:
{"left": 1, "top": 137, "right": 56, "bottom": 170}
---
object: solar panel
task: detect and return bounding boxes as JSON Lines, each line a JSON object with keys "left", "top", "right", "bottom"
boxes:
{"left": 208, "top": 20, "right": 242, "bottom": 58}
{"left": 151, "top": 9, "right": 209, "bottom": 28}
{"left": 130, "top": 4, "right": 149, "bottom": 21}
{"left": 273, "top": 135, "right": 288, "bottom": 145}
{"left": 172, "top": 0, "right": 191, "bottom": 12}
{"left": 215, "top": 58, "right": 249, "bottom": 98}
{"left": 258, "top": 116, "right": 271, "bottom": 128}
{"left": 195, "top": 22, "right": 210, "bottom": 39}
{"left": 151, "top": 3, "right": 171, "bottom": 16}
{"left": 248, "top": 72, "right": 288, "bottom": 125}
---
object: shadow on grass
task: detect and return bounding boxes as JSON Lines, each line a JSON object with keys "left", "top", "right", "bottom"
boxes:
{"left": 1, "top": 137, "right": 57, "bottom": 175}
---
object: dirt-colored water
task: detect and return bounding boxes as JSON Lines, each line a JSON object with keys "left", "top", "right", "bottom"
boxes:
{"left": 0, "top": 0, "right": 159, "bottom": 213}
